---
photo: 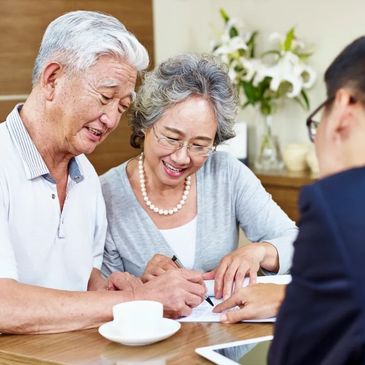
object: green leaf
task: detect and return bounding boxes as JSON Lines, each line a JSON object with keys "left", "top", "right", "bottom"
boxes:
{"left": 260, "top": 99, "right": 272, "bottom": 115}
{"left": 296, "top": 51, "right": 313, "bottom": 61}
{"left": 293, "top": 90, "right": 310, "bottom": 111}
{"left": 301, "top": 89, "right": 310, "bottom": 110}
{"left": 284, "top": 27, "right": 295, "bottom": 51}
{"left": 293, "top": 96, "right": 305, "bottom": 110}
{"left": 242, "top": 80, "right": 256, "bottom": 103}
{"left": 247, "top": 31, "right": 258, "bottom": 58}
{"left": 229, "top": 26, "right": 239, "bottom": 38}
{"left": 219, "top": 8, "right": 230, "bottom": 23}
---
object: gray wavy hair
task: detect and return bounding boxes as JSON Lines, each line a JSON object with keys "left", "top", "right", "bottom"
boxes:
{"left": 32, "top": 10, "right": 149, "bottom": 85}
{"left": 129, "top": 53, "right": 238, "bottom": 148}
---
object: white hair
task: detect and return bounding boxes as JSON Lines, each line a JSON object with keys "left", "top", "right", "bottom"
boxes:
{"left": 32, "top": 10, "right": 149, "bottom": 85}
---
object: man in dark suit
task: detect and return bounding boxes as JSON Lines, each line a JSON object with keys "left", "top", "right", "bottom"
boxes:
{"left": 269, "top": 37, "right": 365, "bottom": 364}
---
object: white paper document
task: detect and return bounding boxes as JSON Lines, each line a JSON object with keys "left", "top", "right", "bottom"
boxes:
{"left": 178, "top": 274, "right": 291, "bottom": 323}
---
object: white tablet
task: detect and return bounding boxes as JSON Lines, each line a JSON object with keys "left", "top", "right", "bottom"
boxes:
{"left": 195, "top": 335, "right": 273, "bottom": 365}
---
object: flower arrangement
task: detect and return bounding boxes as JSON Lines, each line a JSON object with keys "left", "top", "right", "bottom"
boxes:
{"left": 212, "top": 9, "right": 317, "bottom": 116}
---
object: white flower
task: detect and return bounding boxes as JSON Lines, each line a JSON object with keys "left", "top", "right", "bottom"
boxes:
{"left": 259, "top": 52, "right": 316, "bottom": 98}
{"left": 213, "top": 36, "right": 248, "bottom": 56}
{"left": 269, "top": 31, "right": 306, "bottom": 52}
{"left": 212, "top": 10, "right": 317, "bottom": 114}
{"left": 242, "top": 58, "right": 266, "bottom": 83}
{"left": 300, "top": 64, "right": 316, "bottom": 89}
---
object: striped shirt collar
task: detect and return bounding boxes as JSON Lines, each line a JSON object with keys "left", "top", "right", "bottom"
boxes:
{"left": 6, "top": 104, "right": 84, "bottom": 183}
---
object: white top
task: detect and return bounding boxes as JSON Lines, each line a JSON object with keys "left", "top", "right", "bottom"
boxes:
{"left": 159, "top": 217, "right": 197, "bottom": 269}
{"left": 0, "top": 105, "right": 107, "bottom": 290}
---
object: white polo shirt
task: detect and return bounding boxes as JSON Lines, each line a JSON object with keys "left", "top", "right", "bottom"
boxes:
{"left": 0, "top": 106, "right": 107, "bottom": 291}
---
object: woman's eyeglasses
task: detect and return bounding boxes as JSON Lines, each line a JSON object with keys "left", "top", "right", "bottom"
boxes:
{"left": 152, "top": 125, "right": 215, "bottom": 157}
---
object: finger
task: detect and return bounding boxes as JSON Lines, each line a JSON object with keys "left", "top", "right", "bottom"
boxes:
{"left": 108, "top": 273, "right": 128, "bottom": 289}
{"left": 202, "top": 270, "right": 215, "bottom": 280}
{"left": 150, "top": 253, "right": 167, "bottom": 262}
{"left": 107, "top": 282, "right": 117, "bottom": 291}
{"left": 163, "top": 304, "right": 192, "bottom": 319}
{"left": 184, "top": 292, "right": 205, "bottom": 308}
{"left": 233, "top": 265, "right": 250, "bottom": 294}
{"left": 161, "top": 261, "right": 180, "bottom": 271}
{"left": 248, "top": 269, "right": 258, "bottom": 285}
{"left": 213, "top": 292, "right": 243, "bottom": 313}
{"left": 145, "top": 254, "right": 172, "bottom": 274}
{"left": 214, "top": 261, "right": 229, "bottom": 299}
{"left": 162, "top": 270, "right": 206, "bottom": 298}
{"left": 222, "top": 260, "right": 243, "bottom": 300}
{"left": 220, "top": 307, "right": 253, "bottom": 323}
{"left": 150, "top": 266, "right": 167, "bottom": 276}
{"left": 141, "top": 273, "right": 158, "bottom": 283}
{"left": 183, "top": 280, "right": 207, "bottom": 299}
{"left": 180, "top": 269, "right": 205, "bottom": 285}
{"left": 130, "top": 276, "right": 143, "bottom": 288}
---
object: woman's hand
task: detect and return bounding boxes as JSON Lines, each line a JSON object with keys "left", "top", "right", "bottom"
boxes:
{"left": 142, "top": 254, "right": 178, "bottom": 282}
{"left": 213, "top": 283, "right": 286, "bottom": 323}
{"left": 203, "top": 242, "right": 279, "bottom": 299}
{"left": 107, "top": 272, "right": 143, "bottom": 291}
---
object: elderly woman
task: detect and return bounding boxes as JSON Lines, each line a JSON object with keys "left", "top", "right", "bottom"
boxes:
{"left": 101, "top": 54, "right": 297, "bottom": 314}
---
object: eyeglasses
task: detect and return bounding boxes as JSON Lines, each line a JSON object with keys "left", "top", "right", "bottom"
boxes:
{"left": 306, "top": 97, "right": 334, "bottom": 142}
{"left": 152, "top": 125, "right": 215, "bottom": 157}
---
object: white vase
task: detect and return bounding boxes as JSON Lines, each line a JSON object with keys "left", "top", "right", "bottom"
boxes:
{"left": 217, "top": 120, "right": 247, "bottom": 163}
{"left": 254, "top": 114, "right": 284, "bottom": 171}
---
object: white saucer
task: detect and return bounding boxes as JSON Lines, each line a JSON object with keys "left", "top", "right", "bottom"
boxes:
{"left": 98, "top": 318, "right": 181, "bottom": 346}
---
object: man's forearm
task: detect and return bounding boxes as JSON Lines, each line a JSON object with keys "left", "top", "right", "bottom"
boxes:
{"left": 0, "top": 279, "right": 134, "bottom": 334}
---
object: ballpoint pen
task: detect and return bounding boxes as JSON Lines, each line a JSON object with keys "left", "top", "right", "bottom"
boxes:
{"left": 172, "top": 255, "right": 214, "bottom": 307}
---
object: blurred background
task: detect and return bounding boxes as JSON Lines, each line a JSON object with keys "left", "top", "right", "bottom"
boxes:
{"left": 1, "top": 0, "right": 363, "bottom": 173}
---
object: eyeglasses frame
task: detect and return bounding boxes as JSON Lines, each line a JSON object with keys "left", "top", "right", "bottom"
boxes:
{"left": 306, "top": 96, "right": 334, "bottom": 142}
{"left": 151, "top": 125, "right": 216, "bottom": 157}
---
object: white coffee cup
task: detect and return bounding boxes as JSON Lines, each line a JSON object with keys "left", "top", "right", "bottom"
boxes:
{"left": 112, "top": 300, "right": 163, "bottom": 338}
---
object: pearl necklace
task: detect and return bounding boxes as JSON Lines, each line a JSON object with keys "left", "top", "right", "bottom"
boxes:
{"left": 138, "top": 153, "right": 191, "bottom": 215}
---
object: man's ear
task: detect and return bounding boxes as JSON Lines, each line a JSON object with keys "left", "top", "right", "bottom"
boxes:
{"left": 41, "top": 62, "right": 63, "bottom": 101}
{"left": 330, "top": 88, "right": 354, "bottom": 141}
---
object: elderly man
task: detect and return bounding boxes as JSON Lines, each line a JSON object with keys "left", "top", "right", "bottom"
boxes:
{"left": 0, "top": 10, "right": 205, "bottom": 334}
{"left": 269, "top": 37, "right": 365, "bottom": 364}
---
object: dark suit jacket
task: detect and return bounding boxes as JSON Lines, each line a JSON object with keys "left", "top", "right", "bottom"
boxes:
{"left": 269, "top": 167, "right": 365, "bottom": 365}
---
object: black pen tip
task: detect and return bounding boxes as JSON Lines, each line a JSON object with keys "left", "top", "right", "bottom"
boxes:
{"left": 206, "top": 297, "right": 214, "bottom": 307}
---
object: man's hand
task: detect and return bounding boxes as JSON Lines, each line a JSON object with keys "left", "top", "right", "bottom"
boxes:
{"left": 135, "top": 269, "right": 206, "bottom": 318}
{"left": 213, "top": 283, "right": 286, "bottom": 323}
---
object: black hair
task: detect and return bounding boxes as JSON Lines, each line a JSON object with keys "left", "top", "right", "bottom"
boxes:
{"left": 325, "top": 36, "right": 365, "bottom": 100}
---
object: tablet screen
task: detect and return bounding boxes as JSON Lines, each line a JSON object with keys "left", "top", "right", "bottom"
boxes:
{"left": 213, "top": 340, "right": 271, "bottom": 364}
{"left": 196, "top": 335, "right": 273, "bottom": 365}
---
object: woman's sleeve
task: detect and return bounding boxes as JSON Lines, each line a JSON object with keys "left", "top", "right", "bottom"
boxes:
{"left": 233, "top": 161, "right": 298, "bottom": 274}
{"left": 101, "top": 229, "right": 125, "bottom": 277}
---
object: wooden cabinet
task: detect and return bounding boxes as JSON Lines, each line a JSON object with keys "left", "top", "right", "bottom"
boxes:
{"left": 252, "top": 168, "right": 317, "bottom": 223}
{"left": 0, "top": 0, "right": 154, "bottom": 176}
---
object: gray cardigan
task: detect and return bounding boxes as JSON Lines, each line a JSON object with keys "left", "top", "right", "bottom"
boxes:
{"left": 101, "top": 152, "right": 297, "bottom": 277}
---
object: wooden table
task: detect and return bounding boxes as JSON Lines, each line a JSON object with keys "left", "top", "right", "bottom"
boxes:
{"left": 0, "top": 322, "right": 273, "bottom": 364}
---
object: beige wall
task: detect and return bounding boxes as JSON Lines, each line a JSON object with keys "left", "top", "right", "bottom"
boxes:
{"left": 153, "top": 0, "right": 365, "bottom": 162}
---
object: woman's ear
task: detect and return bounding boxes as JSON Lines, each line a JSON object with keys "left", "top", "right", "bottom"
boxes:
{"left": 41, "top": 62, "right": 63, "bottom": 101}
